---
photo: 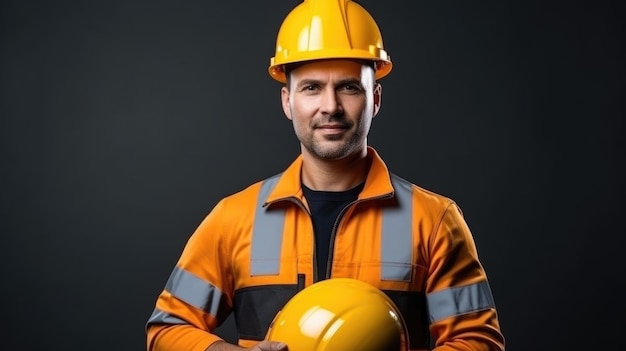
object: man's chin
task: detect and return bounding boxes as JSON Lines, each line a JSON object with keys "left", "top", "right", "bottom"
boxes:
{"left": 309, "top": 145, "right": 354, "bottom": 160}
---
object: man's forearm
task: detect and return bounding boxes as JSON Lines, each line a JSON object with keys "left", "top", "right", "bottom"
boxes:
{"left": 207, "top": 340, "right": 288, "bottom": 351}
{"left": 206, "top": 341, "right": 245, "bottom": 351}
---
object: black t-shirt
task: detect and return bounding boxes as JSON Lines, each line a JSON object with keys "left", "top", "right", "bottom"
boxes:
{"left": 302, "top": 182, "right": 364, "bottom": 281}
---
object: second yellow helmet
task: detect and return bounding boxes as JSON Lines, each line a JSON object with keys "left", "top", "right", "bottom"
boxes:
{"left": 265, "top": 278, "right": 409, "bottom": 351}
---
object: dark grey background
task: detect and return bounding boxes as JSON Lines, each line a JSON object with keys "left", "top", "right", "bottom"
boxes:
{"left": 1, "top": 0, "right": 623, "bottom": 350}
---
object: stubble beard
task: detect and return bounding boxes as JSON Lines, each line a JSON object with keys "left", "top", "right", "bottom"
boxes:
{"left": 302, "top": 123, "right": 364, "bottom": 160}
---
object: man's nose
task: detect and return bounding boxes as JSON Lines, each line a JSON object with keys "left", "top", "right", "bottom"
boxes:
{"left": 319, "top": 88, "right": 343, "bottom": 116}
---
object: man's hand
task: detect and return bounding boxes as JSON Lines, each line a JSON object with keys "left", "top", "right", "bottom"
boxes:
{"left": 250, "top": 341, "right": 288, "bottom": 351}
{"left": 207, "top": 340, "right": 288, "bottom": 351}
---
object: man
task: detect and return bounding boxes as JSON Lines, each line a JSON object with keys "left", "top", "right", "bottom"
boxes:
{"left": 146, "top": 0, "right": 505, "bottom": 350}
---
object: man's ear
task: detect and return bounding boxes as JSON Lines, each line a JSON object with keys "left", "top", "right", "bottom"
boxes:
{"left": 281, "top": 86, "right": 292, "bottom": 120}
{"left": 373, "top": 83, "right": 382, "bottom": 118}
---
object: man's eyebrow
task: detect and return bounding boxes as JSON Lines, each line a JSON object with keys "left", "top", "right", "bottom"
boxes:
{"left": 336, "top": 78, "right": 364, "bottom": 88}
{"left": 295, "top": 78, "right": 363, "bottom": 88}
{"left": 295, "top": 78, "right": 322, "bottom": 88}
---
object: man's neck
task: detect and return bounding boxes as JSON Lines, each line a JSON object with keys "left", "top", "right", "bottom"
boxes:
{"left": 300, "top": 148, "right": 369, "bottom": 191}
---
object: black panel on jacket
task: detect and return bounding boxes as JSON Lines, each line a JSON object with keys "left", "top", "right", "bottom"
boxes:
{"left": 384, "top": 289, "right": 432, "bottom": 349}
{"left": 233, "top": 284, "right": 300, "bottom": 340}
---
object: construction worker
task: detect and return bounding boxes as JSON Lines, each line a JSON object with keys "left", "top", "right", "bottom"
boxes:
{"left": 146, "top": 0, "right": 505, "bottom": 350}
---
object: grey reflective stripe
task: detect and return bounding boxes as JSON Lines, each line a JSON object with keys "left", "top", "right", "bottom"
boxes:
{"left": 426, "top": 280, "right": 496, "bottom": 323}
{"left": 146, "top": 308, "right": 188, "bottom": 326}
{"left": 381, "top": 175, "right": 414, "bottom": 281}
{"left": 250, "top": 174, "right": 284, "bottom": 276}
{"left": 165, "top": 266, "right": 222, "bottom": 317}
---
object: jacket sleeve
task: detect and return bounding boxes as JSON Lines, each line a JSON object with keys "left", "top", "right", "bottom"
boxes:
{"left": 146, "top": 199, "right": 235, "bottom": 351}
{"left": 426, "top": 203, "right": 506, "bottom": 351}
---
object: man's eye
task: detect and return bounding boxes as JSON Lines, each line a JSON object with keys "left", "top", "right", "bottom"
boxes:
{"left": 341, "top": 84, "right": 362, "bottom": 93}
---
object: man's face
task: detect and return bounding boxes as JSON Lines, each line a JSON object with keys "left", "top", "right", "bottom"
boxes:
{"left": 281, "top": 59, "right": 381, "bottom": 161}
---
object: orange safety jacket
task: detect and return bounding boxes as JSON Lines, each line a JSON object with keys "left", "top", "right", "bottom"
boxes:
{"left": 146, "top": 147, "right": 505, "bottom": 351}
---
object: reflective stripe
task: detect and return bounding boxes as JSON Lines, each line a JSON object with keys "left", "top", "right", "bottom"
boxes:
{"left": 381, "top": 175, "right": 414, "bottom": 281}
{"left": 250, "top": 174, "right": 284, "bottom": 275}
{"left": 146, "top": 308, "right": 187, "bottom": 326}
{"left": 427, "top": 280, "right": 496, "bottom": 323}
{"left": 165, "top": 266, "right": 223, "bottom": 317}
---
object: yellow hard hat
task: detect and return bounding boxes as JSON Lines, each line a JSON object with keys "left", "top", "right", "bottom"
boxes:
{"left": 265, "top": 278, "right": 409, "bottom": 351}
{"left": 268, "top": 0, "right": 393, "bottom": 83}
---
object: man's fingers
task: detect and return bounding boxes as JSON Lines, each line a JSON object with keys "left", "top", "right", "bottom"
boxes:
{"left": 255, "top": 340, "right": 287, "bottom": 351}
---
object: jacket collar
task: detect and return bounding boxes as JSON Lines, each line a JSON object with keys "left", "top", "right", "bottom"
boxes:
{"left": 264, "top": 146, "right": 395, "bottom": 205}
